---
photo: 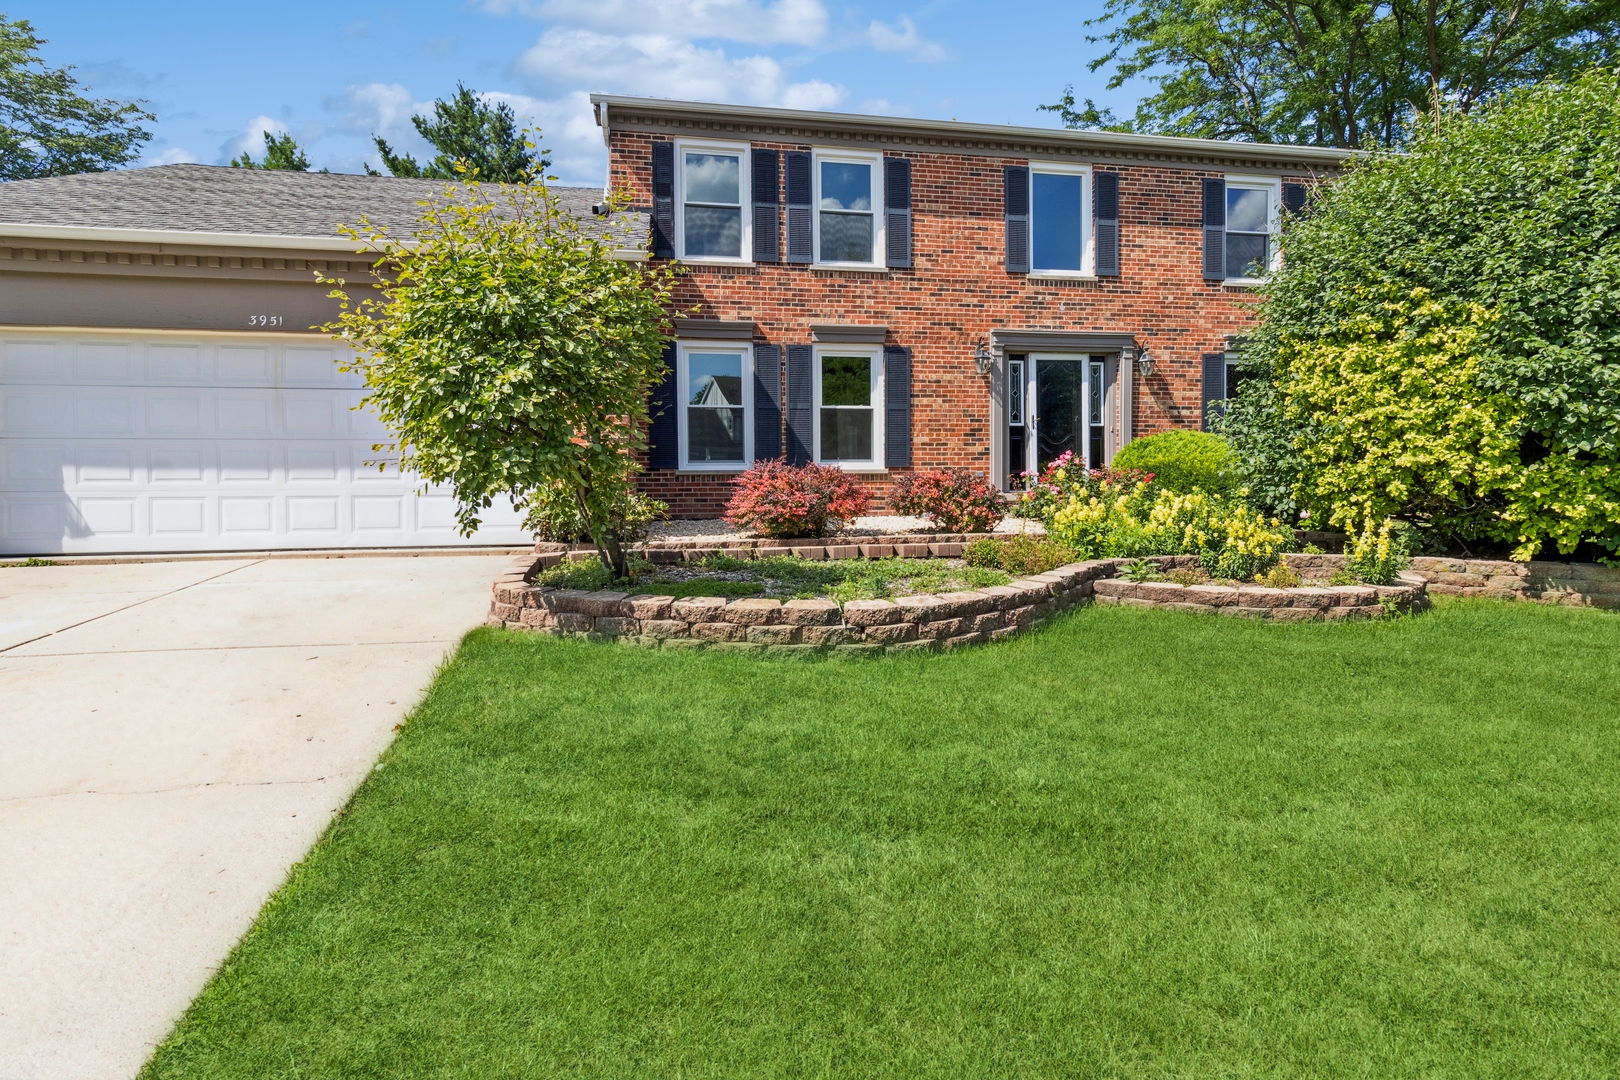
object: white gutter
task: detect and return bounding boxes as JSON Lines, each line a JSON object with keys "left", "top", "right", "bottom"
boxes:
{"left": 0, "top": 223, "right": 371, "bottom": 253}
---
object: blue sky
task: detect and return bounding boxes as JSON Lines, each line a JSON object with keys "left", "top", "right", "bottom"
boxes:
{"left": 30, "top": 1, "right": 1147, "bottom": 187}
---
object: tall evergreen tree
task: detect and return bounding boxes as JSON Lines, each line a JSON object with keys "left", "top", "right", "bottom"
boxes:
{"left": 370, "top": 84, "right": 547, "bottom": 182}
{"left": 0, "top": 15, "right": 153, "bottom": 180}
{"left": 230, "top": 131, "right": 312, "bottom": 171}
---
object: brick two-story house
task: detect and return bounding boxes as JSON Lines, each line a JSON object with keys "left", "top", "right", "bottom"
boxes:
{"left": 593, "top": 95, "right": 1351, "bottom": 517}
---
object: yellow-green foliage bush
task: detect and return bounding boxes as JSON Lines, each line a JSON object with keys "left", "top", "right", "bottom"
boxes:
{"left": 1046, "top": 482, "right": 1293, "bottom": 579}
{"left": 1112, "top": 430, "right": 1238, "bottom": 494}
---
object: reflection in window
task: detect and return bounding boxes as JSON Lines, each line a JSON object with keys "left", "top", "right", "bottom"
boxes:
{"left": 1226, "top": 186, "right": 1270, "bottom": 279}
{"left": 1032, "top": 171, "right": 1083, "bottom": 272}
{"left": 683, "top": 152, "right": 742, "bottom": 258}
{"left": 686, "top": 351, "right": 745, "bottom": 462}
{"left": 819, "top": 354, "right": 873, "bottom": 461}
{"left": 818, "top": 161, "right": 874, "bottom": 263}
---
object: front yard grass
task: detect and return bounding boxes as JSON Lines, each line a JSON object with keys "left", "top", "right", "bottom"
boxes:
{"left": 145, "top": 599, "right": 1620, "bottom": 1079}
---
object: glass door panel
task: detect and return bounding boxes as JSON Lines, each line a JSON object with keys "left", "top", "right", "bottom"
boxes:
{"left": 1035, "top": 358, "right": 1083, "bottom": 471}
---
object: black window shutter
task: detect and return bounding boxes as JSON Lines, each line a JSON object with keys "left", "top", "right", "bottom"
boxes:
{"left": 1282, "top": 181, "right": 1307, "bottom": 217}
{"left": 1004, "top": 165, "right": 1030, "bottom": 273}
{"left": 884, "top": 157, "right": 912, "bottom": 269}
{"left": 785, "top": 344, "right": 813, "bottom": 464}
{"left": 785, "top": 151, "right": 812, "bottom": 264}
{"left": 1094, "top": 170, "right": 1120, "bottom": 277}
{"left": 649, "top": 342, "right": 678, "bottom": 467}
{"left": 752, "top": 343, "right": 783, "bottom": 462}
{"left": 1200, "top": 352, "right": 1227, "bottom": 431}
{"left": 752, "top": 150, "right": 780, "bottom": 263}
{"left": 1201, "top": 177, "right": 1225, "bottom": 281}
{"left": 651, "top": 142, "right": 675, "bottom": 259}
{"left": 884, "top": 345, "right": 912, "bottom": 469}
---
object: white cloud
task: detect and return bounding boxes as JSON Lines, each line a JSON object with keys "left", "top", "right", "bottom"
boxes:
{"left": 221, "top": 115, "right": 290, "bottom": 163}
{"left": 142, "top": 145, "right": 198, "bottom": 166}
{"left": 330, "top": 82, "right": 428, "bottom": 139}
{"left": 480, "top": 89, "right": 604, "bottom": 185}
{"left": 483, "top": 0, "right": 827, "bottom": 46}
{"left": 518, "top": 28, "right": 845, "bottom": 109}
{"left": 865, "top": 16, "right": 946, "bottom": 62}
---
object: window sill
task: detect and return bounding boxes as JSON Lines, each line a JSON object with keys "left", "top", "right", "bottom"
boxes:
{"left": 1221, "top": 277, "right": 1269, "bottom": 288}
{"left": 1028, "top": 272, "right": 1097, "bottom": 283}
{"left": 814, "top": 463, "right": 888, "bottom": 474}
{"left": 812, "top": 264, "right": 888, "bottom": 274}
{"left": 677, "top": 257, "right": 756, "bottom": 268}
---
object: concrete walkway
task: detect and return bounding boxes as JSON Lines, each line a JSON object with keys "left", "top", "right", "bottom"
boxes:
{"left": 0, "top": 553, "right": 515, "bottom": 1080}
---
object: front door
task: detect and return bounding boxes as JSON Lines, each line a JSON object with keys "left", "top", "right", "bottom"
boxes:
{"left": 1032, "top": 355, "right": 1108, "bottom": 473}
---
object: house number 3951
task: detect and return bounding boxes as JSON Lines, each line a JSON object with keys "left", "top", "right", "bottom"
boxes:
{"left": 248, "top": 315, "right": 283, "bottom": 327}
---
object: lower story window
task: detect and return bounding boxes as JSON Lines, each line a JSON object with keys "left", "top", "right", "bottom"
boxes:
{"left": 680, "top": 345, "right": 750, "bottom": 468}
{"left": 816, "top": 349, "right": 880, "bottom": 466}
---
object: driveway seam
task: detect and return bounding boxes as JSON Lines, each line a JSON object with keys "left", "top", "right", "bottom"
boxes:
{"left": 0, "top": 561, "right": 266, "bottom": 656}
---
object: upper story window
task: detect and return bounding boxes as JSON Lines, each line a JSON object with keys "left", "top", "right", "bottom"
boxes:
{"left": 677, "top": 141, "right": 749, "bottom": 262}
{"left": 1224, "top": 177, "right": 1279, "bottom": 282}
{"left": 814, "top": 346, "right": 883, "bottom": 467}
{"left": 1030, "top": 164, "right": 1091, "bottom": 276}
{"left": 678, "top": 342, "right": 752, "bottom": 468}
{"left": 815, "top": 150, "right": 883, "bottom": 268}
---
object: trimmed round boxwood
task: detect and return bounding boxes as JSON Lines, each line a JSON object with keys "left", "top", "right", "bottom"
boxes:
{"left": 1113, "top": 430, "right": 1238, "bottom": 494}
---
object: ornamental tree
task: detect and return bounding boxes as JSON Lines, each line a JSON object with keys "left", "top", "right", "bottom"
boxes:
{"left": 325, "top": 178, "right": 678, "bottom": 577}
{"left": 1224, "top": 67, "right": 1620, "bottom": 558}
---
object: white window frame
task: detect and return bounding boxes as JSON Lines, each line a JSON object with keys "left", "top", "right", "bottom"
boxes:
{"left": 812, "top": 344, "right": 885, "bottom": 470}
{"left": 674, "top": 138, "right": 752, "bottom": 265}
{"left": 1028, "top": 162, "right": 1094, "bottom": 278}
{"left": 1223, "top": 174, "right": 1282, "bottom": 286}
{"left": 812, "top": 148, "right": 885, "bottom": 270}
{"left": 676, "top": 340, "right": 754, "bottom": 471}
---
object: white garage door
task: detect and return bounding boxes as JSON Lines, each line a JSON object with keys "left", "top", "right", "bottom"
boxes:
{"left": 0, "top": 330, "right": 531, "bottom": 555}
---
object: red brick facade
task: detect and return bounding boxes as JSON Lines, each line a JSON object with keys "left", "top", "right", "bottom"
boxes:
{"left": 595, "top": 97, "right": 1342, "bottom": 517}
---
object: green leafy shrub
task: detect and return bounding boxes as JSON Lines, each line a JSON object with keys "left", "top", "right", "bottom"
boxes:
{"left": 1120, "top": 559, "right": 1162, "bottom": 582}
{"left": 1327, "top": 568, "right": 1360, "bottom": 586}
{"left": 1015, "top": 451, "right": 1156, "bottom": 523}
{"left": 889, "top": 468, "right": 1005, "bottom": 532}
{"left": 1223, "top": 68, "right": 1620, "bottom": 558}
{"left": 1112, "top": 430, "right": 1237, "bottom": 495}
{"left": 962, "top": 533, "right": 1076, "bottom": 575}
{"left": 524, "top": 478, "right": 663, "bottom": 544}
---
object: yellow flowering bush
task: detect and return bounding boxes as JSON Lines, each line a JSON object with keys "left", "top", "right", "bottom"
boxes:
{"left": 1047, "top": 483, "right": 1292, "bottom": 579}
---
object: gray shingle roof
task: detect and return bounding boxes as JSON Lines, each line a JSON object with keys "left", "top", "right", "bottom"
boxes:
{"left": 0, "top": 164, "right": 647, "bottom": 248}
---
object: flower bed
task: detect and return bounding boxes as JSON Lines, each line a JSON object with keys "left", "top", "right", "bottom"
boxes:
{"left": 488, "top": 552, "right": 1431, "bottom": 656}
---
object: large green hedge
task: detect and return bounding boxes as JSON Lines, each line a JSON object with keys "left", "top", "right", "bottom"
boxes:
{"left": 1224, "top": 67, "right": 1620, "bottom": 558}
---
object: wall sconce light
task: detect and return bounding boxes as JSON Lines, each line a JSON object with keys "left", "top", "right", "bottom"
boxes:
{"left": 1136, "top": 350, "right": 1156, "bottom": 379}
{"left": 972, "top": 341, "right": 993, "bottom": 376}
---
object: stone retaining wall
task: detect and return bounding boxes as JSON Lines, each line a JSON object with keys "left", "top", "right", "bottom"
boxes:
{"left": 489, "top": 554, "right": 1109, "bottom": 656}
{"left": 1094, "top": 569, "right": 1426, "bottom": 620}
{"left": 487, "top": 552, "right": 1431, "bottom": 656}
{"left": 1284, "top": 553, "right": 1620, "bottom": 610}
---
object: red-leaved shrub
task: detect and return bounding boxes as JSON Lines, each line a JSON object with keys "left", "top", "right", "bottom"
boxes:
{"left": 723, "top": 461, "right": 870, "bottom": 538}
{"left": 889, "top": 468, "right": 1005, "bottom": 532}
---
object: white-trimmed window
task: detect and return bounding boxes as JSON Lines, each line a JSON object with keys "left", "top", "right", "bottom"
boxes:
{"left": 813, "top": 345, "right": 884, "bottom": 468}
{"left": 677, "top": 342, "right": 752, "bottom": 469}
{"left": 1224, "top": 175, "right": 1281, "bottom": 282}
{"left": 814, "top": 149, "right": 884, "bottom": 268}
{"left": 676, "top": 140, "right": 750, "bottom": 262}
{"left": 1030, "top": 163, "right": 1092, "bottom": 276}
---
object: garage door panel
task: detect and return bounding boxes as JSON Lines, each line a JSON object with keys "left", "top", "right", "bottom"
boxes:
{"left": 2, "top": 340, "right": 62, "bottom": 382}
{"left": 1, "top": 332, "right": 532, "bottom": 553}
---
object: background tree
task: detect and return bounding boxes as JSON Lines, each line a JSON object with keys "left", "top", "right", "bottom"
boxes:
{"left": 1048, "top": 0, "right": 1620, "bottom": 147}
{"left": 1222, "top": 67, "right": 1620, "bottom": 558}
{"left": 0, "top": 15, "right": 153, "bottom": 179}
{"left": 369, "top": 84, "right": 547, "bottom": 182}
{"left": 230, "top": 131, "right": 312, "bottom": 171}
{"left": 324, "top": 183, "right": 675, "bottom": 576}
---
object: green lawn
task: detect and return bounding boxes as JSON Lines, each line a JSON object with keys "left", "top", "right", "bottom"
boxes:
{"left": 144, "top": 600, "right": 1620, "bottom": 1079}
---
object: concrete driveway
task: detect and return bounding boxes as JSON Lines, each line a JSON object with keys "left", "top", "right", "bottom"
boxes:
{"left": 0, "top": 552, "right": 517, "bottom": 1080}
